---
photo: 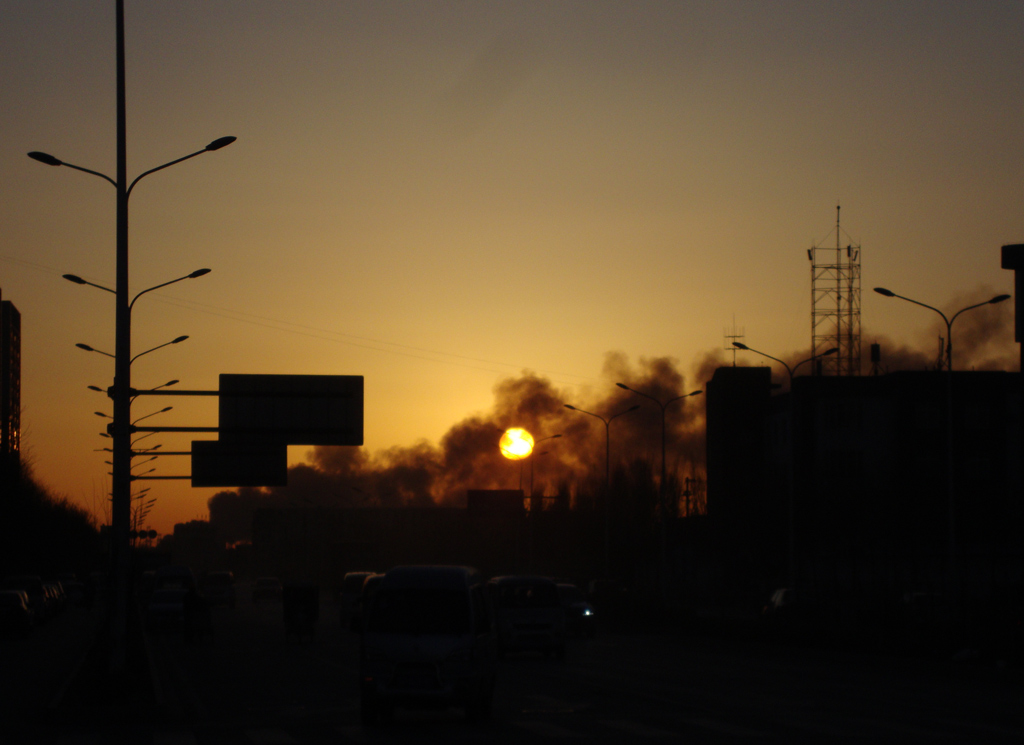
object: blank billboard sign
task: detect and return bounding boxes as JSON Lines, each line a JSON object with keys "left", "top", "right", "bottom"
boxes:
{"left": 219, "top": 374, "right": 363, "bottom": 446}
{"left": 191, "top": 440, "right": 288, "bottom": 487}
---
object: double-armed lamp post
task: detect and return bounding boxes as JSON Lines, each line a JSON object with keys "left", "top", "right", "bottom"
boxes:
{"left": 27, "top": 0, "right": 235, "bottom": 672}
{"left": 872, "top": 288, "right": 1010, "bottom": 611}
{"left": 564, "top": 403, "right": 639, "bottom": 578}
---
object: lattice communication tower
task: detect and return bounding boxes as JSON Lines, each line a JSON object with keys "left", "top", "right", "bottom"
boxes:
{"left": 808, "top": 206, "right": 861, "bottom": 376}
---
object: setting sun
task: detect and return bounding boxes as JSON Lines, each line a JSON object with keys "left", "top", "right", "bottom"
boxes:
{"left": 499, "top": 428, "right": 534, "bottom": 461}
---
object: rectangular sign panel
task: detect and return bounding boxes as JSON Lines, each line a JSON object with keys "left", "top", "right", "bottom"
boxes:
{"left": 218, "top": 374, "right": 363, "bottom": 446}
{"left": 191, "top": 440, "right": 288, "bottom": 487}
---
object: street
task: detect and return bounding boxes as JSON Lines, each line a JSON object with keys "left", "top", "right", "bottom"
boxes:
{"left": 12, "top": 581, "right": 1024, "bottom": 744}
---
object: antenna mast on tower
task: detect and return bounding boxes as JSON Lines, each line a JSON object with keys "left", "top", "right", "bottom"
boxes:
{"left": 808, "top": 205, "right": 861, "bottom": 375}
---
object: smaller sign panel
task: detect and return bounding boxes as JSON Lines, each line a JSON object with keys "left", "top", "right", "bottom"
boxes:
{"left": 219, "top": 374, "right": 363, "bottom": 446}
{"left": 191, "top": 440, "right": 288, "bottom": 487}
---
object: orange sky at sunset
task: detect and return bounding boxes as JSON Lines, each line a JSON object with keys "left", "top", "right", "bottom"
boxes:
{"left": 2, "top": 1, "right": 1022, "bottom": 534}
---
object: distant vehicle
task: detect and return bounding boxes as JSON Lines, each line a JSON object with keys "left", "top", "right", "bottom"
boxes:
{"left": 1, "top": 575, "right": 49, "bottom": 624}
{"left": 0, "top": 590, "right": 34, "bottom": 637}
{"left": 56, "top": 574, "right": 85, "bottom": 606}
{"left": 349, "top": 573, "right": 384, "bottom": 633}
{"left": 252, "top": 577, "right": 283, "bottom": 603}
{"left": 359, "top": 565, "right": 497, "bottom": 724}
{"left": 153, "top": 565, "right": 197, "bottom": 593}
{"left": 201, "top": 571, "right": 236, "bottom": 608}
{"left": 145, "top": 588, "right": 189, "bottom": 630}
{"left": 488, "top": 575, "right": 566, "bottom": 658}
{"left": 557, "top": 583, "right": 596, "bottom": 639}
{"left": 338, "top": 571, "right": 375, "bottom": 626}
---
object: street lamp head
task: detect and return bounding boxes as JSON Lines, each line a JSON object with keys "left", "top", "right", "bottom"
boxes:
{"left": 76, "top": 343, "right": 95, "bottom": 352}
{"left": 732, "top": 342, "right": 749, "bottom": 350}
{"left": 171, "top": 335, "right": 189, "bottom": 344}
{"left": 27, "top": 151, "right": 63, "bottom": 166}
{"left": 188, "top": 268, "right": 212, "bottom": 279}
{"left": 564, "top": 404, "right": 577, "bottom": 411}
{"left": 205, "top": 136, "right": 237, "bottom": 151}
{"left": 63, "top": 274, "right": 88, "bottom": 285}
{"left": 874, "top": 287, "right": 896, "bottom": 297}
{"left": 627, "top": 404, "right": 641, "bottom": 412}
{"left": 822, "top": 347, "right": 839, "bottom": 357}
{"left": 990, "top": 294, "right": 1011, "bottom": 304}
{"left": 88, "top": 385, "right": 104, "bottom": 392}
{"left": 615, "top": 383, "right": 630, "bottom": 391}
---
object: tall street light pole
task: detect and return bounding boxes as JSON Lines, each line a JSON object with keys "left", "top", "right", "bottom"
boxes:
{"left": 614, "top": 385, "right": 701, "bottom": 601}
{"left": 732, "top": 342, "right": 837, "bottom": 589}
{"left": 873, "top": 288, "right": 1010, "bottom": 615}
{"left": 564, "top": 404, "right": 639, "bottom": 578}
{"left": 27, "top": 0, "right": 234, "bottom": 673}
{"left": 615, "top": 385, "right": 702, "bottom": 516}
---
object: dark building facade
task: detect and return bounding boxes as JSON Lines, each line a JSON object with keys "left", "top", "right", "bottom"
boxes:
{"left": 1, "top": 292, "right": 21, "bottom": 479}
{"left": 704, "top": 366, "right": 1022, "bottom": 615}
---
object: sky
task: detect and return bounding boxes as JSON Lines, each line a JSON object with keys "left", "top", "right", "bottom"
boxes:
{"left": 2, "top": 1, "right": 1022, "bottom": 536}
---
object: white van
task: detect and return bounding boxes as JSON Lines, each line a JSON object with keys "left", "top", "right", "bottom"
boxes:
{"left": 358, "top": 566, "right": 497, "bottom": 724}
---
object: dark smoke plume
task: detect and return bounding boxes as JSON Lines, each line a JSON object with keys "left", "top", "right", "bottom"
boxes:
{"left": 207, "top": 293, "right": 1016, "bottom": 543}
{"left": 208, "top": 354, "right": 708, "bottom": 542}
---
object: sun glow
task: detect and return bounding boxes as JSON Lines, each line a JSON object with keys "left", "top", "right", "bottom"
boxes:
{"left": 499, "top": 428, "right": 534, "bottom": 460}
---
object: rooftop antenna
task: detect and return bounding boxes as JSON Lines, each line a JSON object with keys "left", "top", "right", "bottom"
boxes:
{"left": 724, "top": 316, "right": 744, "bottom": 366}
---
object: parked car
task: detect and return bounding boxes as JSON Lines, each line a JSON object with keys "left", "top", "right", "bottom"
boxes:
{"left": 145, "top": 588, "right": 188, "bottom": 630}
{"left": 0, "top": 590, "right": 34, "bottom": 637}
{"left": 488, "top": 575, "right": 566, "bottom": 658}
{"left": 359, "top": 565, "right": 497, "bottom": 724}
{"left": 557, "top": 583, "right": 596, "bottom": 638}
{"left": 252, "top": 577, "right": 283, "bottom": 603}
{"left": 349, "top": 573, "right": 384, "bottom": 633}
{"left": 338, "top": 571, "right": 375, "bottom": 627}
{"left": 153, "top": 565, "right": 197, "bottom": 593}
{"left": 201, "top": 571, "right": 236, "bottom": 608}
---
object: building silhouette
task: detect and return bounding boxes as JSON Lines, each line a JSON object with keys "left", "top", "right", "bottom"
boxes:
{"left": 1, "top": 289, "right": 21, "bottom": 483}
{"left": 703, "top": 364, "right": 1022, "bottom": 619}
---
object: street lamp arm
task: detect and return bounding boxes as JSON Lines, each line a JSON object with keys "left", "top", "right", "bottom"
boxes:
{"left": 731, "top": 343, "right": 793, "bottom": 379}
{"left": 63, "top": 274, "right": 116, "bottom": 294}
{"left": 948, "top": 295, "right": 1011, "bottom": 326}
{"left": 77, "top": 342, "right": 115, "bottom": 359}
{"left": 616, "top": 383, "right": 664, "bottom": 410}
{"left": 609, "top": 404, "right": 641, "bottom": 422}
{"left": 126, "top": 136, "right": 236, "bottom": 198}
{"left": 129, "top": 335, "right": 188, "bottom": 365}
{"left": 874, "top": 287, "right": 950, "bottom": 326}
{"left": 667, "top": 390, "right": 703, "bottom": 407}
{"left": 125, "top": 148, "right": 201, "bottom": 197}
{"left": 28, "top": 152, "right": 118, "bottom": 188}
{"left": 129, "top": 268, "right": 212, "bottom": 311}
